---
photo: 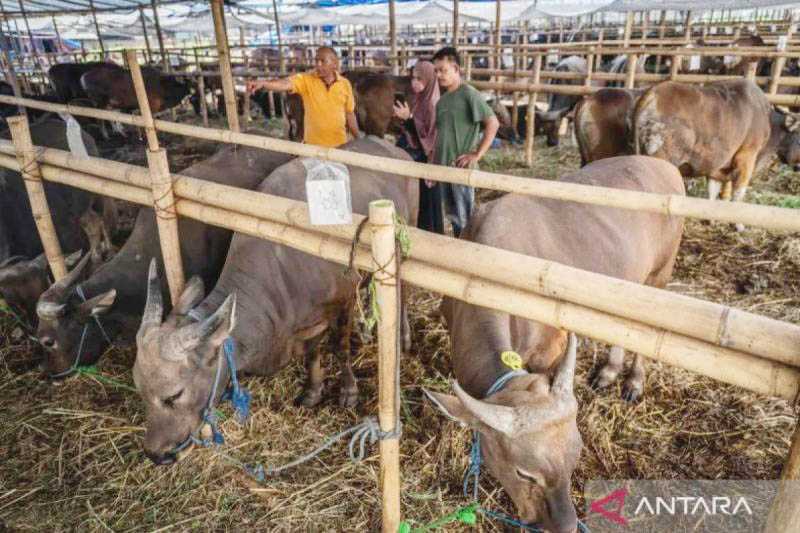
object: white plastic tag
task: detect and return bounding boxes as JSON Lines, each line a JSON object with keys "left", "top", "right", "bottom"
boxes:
{"left": 547, "top": 54, "right": 558, "bottom": 65}
{"left": 724, "top": 55, "right": 737, "bottom": 67}
{"left": 303, "top": 159, "right": 352, "bottom": 226}
{"left": 778, "top": 36, "right": 788, "bottom": 51}
{"left": 58, "top": 113, "right": 89, "bottom": 158}
{"left": 710, "top": 27, "right": 717, "bottom": 35}
{"left": 689, "top": 55, "right": 701, "bottom": 70}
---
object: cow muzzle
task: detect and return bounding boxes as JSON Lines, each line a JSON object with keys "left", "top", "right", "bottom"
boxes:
{"left": 145, "top": 449, "right": 177, "bottom": 466}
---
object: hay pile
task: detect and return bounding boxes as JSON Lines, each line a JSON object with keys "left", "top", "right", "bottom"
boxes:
{"left": 1, "top": 136, "right": 798, "bottom": 531}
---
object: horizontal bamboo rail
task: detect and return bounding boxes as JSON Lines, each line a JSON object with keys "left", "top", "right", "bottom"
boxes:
{"left": 0, "top": 151, "right": 796, "bottom": 402}
{"left": 14, "top": 142, "right": 800, "bottom": 368}
{"left": 3, "top": 95, "right": 800, "bottom": 232}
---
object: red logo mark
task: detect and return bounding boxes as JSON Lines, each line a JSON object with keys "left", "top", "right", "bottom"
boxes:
{"left": 589, "top": 488, "right": 629, "bottom": 526}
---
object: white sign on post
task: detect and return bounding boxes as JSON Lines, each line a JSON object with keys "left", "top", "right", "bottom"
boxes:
{"left": 689, "top": 55, "right": 701, "bottom": 71}
{"left": 778, "top": 36, "right": 788, "bottom": 51}
{"left": 304, "top": 159, "right": 353, "bottom": 226}
{"left": 58, "top": 113, "right": 89, "bottom": 158}
{"left": 547, "top": 53, "right": 558, "bottom": 66}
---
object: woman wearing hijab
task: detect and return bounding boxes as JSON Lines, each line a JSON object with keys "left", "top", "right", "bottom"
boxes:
{"left": 393, "top": 61, "right": 444, "bottom": 234}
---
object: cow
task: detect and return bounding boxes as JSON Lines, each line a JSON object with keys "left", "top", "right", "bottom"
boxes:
{"left": 633, "top": 79, "right": 774, "bottom": 224}
{"left": 48, "top": 62, "right": 121, "bottom": 103}
{"left": 35, "top": 144, "right": 294, "bottom": 378}
{"left": 80, "top": 65, "right": 193, "bottom": 114}
{"left": 0, "top": 115, "right": 112, "bottom": 325}
{"left": 574, "top": 88, "right": 643, "bottom": 166}
{"left": 131, "top": 136, "right": 418, "bottom": 464}
{"left": 425, "top": 155, "right": 685, "bottom": 531}
{"left": 534, "top": 56, "right": 587, "bottom": 147}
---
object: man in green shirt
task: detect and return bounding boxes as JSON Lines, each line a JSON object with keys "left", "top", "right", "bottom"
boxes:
{"left": 432, "top": 46, "right": 499, "bottom": 237}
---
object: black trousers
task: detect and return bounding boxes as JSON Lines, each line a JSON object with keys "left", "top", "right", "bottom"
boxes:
{"left": 396, "top": 136, "right": 444, "bottom": 235}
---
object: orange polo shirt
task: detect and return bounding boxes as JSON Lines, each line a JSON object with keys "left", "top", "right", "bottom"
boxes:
{"left": 290, "top": 72, "right": 355, "bottom": 148}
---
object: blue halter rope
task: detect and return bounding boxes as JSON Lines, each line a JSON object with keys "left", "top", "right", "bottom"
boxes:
{"left": 48, "top": 284, "right": 112, "bottom": 379}
{"left": 463, "top": 369, "right": 590, "bottom": 533}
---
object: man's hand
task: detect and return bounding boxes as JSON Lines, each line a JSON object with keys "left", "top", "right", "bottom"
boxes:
{"left": 393, "top": 100, "right": 411, "bottom": 121}
{"left": 247, "top": 78, "right": 293, "bottom": 94}
{"left": 455, "top": 152, "right": 480, "bottom": 168}
{"left": 246, "top": 80, "right": 264, "bottom": 94}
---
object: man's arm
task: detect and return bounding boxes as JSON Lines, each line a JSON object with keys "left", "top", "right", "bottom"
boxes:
{"left": 247, "top": 77, "right": 293, "bottom": 93}
{"left": 345, "top": 110, "right": 360, "bottom": 138}
{"left": 455, "top": 115, "right": 499, "bottom": 168}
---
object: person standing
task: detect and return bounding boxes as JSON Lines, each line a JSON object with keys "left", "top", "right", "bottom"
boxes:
{"left": 431, "top": 46, "right": 499, "bottom": 237}
{"left": 392, "top": 61, "right": 444, "bottom": 234}
{"left": 247, "top": 46, "right": 359, "bottom": 148}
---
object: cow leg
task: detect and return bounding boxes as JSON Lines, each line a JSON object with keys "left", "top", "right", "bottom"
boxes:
{"left": 338, "top": 303, "right": 359, "bottom": 408}
{"left": 401, "top": 285, "right": 412, "bottom": 354}
{"left": 707, "top": 178, "right": 722, "bottom": 200}
{"left": 622, "top": 353, "right": 646, "bottom": 403}
{"left": 591, "top": 345, "right": 625, "bottom": 390}
{"left": 297, "top": 335, "right": 326, "bottom": 408}
{"left": 731, "top": 149, "right": 758, "bottom": 231}
{"left": 721, "top": 181, "right": 734, "bottom": 201}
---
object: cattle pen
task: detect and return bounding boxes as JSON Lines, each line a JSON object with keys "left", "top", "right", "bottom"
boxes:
{"left": 3, "top": 1, "right": 800, "bottom": 532}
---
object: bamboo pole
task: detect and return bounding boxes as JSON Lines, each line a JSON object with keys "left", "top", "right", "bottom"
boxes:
{"left": 684, "top": 11, "right": 693, "bottom": 43}
{"left": 370, "top": 200, "right": 401, "bottom": 533}
{"left": 453, "top": 0, "right": 459, "bottom": 46}
{"left": 150, "top": 0, "right": 168, "bottom": 71}
{"left": 765, "top": 429, "right": 800, "bottom": 531}
{"left": 3, "top": 149, "right": 798, "bottom": 403}
{"left": 625, "top": 52, "right": 638, "bottom": 88}
{"left": 584, "top": 46, "right": 595, "bottom": 86}
{"left": 524, "top": 54, "right": 542, "bottom": 168}
{"left": 87, "top": 0, "right": 105, "bottom": 57}
{"left": 22, "top": 141, "right": 800, "bottom": 368}
{"left": 19, "top": 0, "right": 44, "bottom": 78}
{"left": 197, "top": 74, "right": 208, "bottom": 127}
{"left": 51, "top": 16, "right": 62, "bottom": 55}
{"left": 139, "top": 5, "right": 153, "bottom": 64}
{"left": 389, "top": 0, "right": 398, "bottom": 75}
{"left": 125, "top": 50, "right": 185, "bottom": 305}
{"left": 770, "top": 22, "right": 795, "bottom": 95}
{"left": 7, "top": 116, "right": 67, "bottom": 280}
{"left": 272, "top": 0, "right": 285, "bottom": 75}
{"left": 623, "top": 11, "right": 634, "bottom": 48}
{"left": 210, "top": 0, "right": 240, "bottom": 132}
{"left": 8, "top": 94, "right": 800, "bottom": 232}
{"left": 0, "top": 23, "right": 23, "bottom": 112}
{"left": 241, "top": 31, "right": 251, "bottom": 125}
{"left": 494, "top": 0, "right": 501, "bottom": 77}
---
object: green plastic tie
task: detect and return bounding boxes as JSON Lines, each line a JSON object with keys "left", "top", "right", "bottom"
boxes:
{"left": 75, "top": 365, "right": 137, "bottom": 392}
{"left": 397, "top": 503, "right": 479, "bottom": 532}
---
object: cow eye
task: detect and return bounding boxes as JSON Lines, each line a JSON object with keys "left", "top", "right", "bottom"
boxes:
{"left": 516, "top": 469, "right": 540, "bottom": 485}
{"left": 163, "top": 389, "right": 184, "bottom": 407}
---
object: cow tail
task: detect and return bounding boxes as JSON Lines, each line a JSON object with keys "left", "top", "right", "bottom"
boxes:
{"left": 573, "top": 98, "right": 589, "bottom": 166}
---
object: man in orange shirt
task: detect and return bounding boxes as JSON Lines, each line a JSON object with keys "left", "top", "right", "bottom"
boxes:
{"left": 247, "top": 47, "right": 359, "bottom": 147}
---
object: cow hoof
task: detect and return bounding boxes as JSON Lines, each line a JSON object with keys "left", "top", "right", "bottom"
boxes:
{"left": 338, "top": 387, "right": 359, "bottom": 409}
{"left": 590, "top": 366, "right": 620, "bottom": 390}
{"left": 735, "top": 223, "right": 746, "bottom": 233}
{"left": 621, "top": 379, "right": 644, "bottom": 403}
{"left": 402, "top": 331, "right": 412, "bottom": 354}
{"left": 296, "top": 388, "right": 324, "bottom": 408}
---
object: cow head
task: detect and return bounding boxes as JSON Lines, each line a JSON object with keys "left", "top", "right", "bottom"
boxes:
{"left": 425, "top": 334, "right": 582, "bottom": 533}
{"left": 777, "top": 108, "right": 800, "bottom": 172}
{"left": 535, "top": 108, "right": 571, "bottom": 147}
{"left": 36, "top": 253, "right": 116, "bottom": 376}
{"left": 0, "top": 251, "right": 82, "bottom": 326}
{"left": 133, "top": 260, "right": 235, "bottom": 465}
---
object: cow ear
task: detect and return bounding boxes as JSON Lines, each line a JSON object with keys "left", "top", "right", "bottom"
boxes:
{"left": 77, "top": 289, "right": 117, "bottom": 318}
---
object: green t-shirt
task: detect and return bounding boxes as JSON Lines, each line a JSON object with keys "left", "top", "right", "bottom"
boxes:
{"left": 433, "top": 83, "right": 495, "bottom": 166}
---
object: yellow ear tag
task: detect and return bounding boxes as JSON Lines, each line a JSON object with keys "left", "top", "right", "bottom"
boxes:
{"left": 501, "top": 351, "right": 523, "bottom": 371}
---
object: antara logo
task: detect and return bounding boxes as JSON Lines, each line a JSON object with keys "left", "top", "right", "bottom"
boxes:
{"left": 589, "top": 487, "right": 754, "bottom": 526}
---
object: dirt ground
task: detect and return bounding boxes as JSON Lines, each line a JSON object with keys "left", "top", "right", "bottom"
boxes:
{"left": 1, "top": 112, "right": 799, "bottom": 531}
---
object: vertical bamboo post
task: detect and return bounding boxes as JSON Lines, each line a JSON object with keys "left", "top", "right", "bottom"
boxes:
{"left": 584, "top": 47, "right": 595, "bottom": 86}
{"left": 746, "top": 60, "right": 758, "bottom": 81}
{"left": 52, "top": 16, "right": 62, "bottom": 54}
{"left": 7, "top": 116, "right": 67, "bottom": 280}
{"left": 241, "top": 31, "right": 251, "bottom": 125}
{"left": 623, "top": 11, "right": 634, "bottom": 47}
{"left": 764, "top": 425, "right": 800, "bottom": 531}
{"left": 139, "top": 6, "right": 153, "bottom": 64}
{"left": 0, "top": 23, "right": 22, "bottom": 112}
{"left": 494, "top": 0, "right": 501, "bottom": 76}
{"left": 271, "top": 0, "right": 285, "bottom": 76}
{"left": 389, "top": 0, "right": 398, "bottom": 75}
{"left": 19, "top": 0, "right": 44, "bottom": 79}
{"left": 770, "top": 20, "right": 795, "bottom": 95}
{"left": 88, "top": 0, "right": 105, "bottom": 56}
{"left": 150, "top": 0, "right": 168, "bottom": 71}
{"left": 125, "top": 50, "right": 185, "bottom": 305}
{"left": 193, "top": 49, "right": 209, "bottom": 126}
{"left": 670, "top": 51, "right": 681, "bottom": 80}
{"left": 525, "top": 54, "right": 542, "bottom": 168}
{"left": 625, "top": 53, "right": 638, "bottom": 89}
{"left": 453, "top": 0, "right": 460, "bottom": 46}
{"left": 210, "top": 0, "right": 240, "bottom": 133}
{"left": 465, "top": 52, "right": 472, "bottom": 81}
{"left": 369, "top": 199, "right": 401, "bottom": 533}
{"left": 684, "top": 11, "right": 693, "bottom": 43}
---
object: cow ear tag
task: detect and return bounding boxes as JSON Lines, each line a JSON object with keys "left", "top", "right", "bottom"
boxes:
{"left": 501, "top": 351, "right": 523, "bottom": 370}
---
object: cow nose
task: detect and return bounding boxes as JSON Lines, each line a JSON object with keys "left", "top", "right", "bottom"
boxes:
{"left": 793, "top": 164, "right": 800, "bottom": 172}
{"left": 145, "top": 450, "right": 176, "bottom": 466}
{"left": 40, "top": 336, "right": 56, "bottom": 349}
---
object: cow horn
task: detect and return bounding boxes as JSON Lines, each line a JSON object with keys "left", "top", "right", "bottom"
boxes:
{"left": 776, "top": 105, "right": 791, "bottom": 115}
{"left": 538, "top": 109, "right": 565, "bottom": 122}
{"left": 139, "top": 259, "right": 163, "bottom": 334}
{"left": 0, "top": 255, "right": 25, "bottom": 269}
{"left": 452, "top": 380, "right": 518, "bottom": 435}
{"left": 51, "top": 252, "right": 91, "bottom": 293}
{"left": 161, "top": 293, "right": 236, "bottom": 362}
{"left": 551, "top": 332, "right": 578, "bottom": 399}
{"left": 36, "top": 300, "right": 66, "bottom": 319}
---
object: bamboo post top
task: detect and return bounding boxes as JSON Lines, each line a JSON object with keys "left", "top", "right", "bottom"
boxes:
{"left": 125, "top": 50, "right": 159, "bottom": 151}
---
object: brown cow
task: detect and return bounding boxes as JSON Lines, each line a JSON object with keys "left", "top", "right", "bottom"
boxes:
{"left": 574, "top": 88, "right": 642, "bottom": 166}
{"left": 634, "top": 79, "right": 772, "bottom": 221}
{"left": 80, "top": 65, "right": 192, "bottom": 114}
{"left": 426, "top": 155, "right": 685, "bottom": 531}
